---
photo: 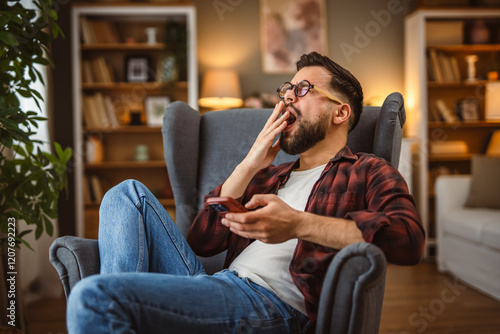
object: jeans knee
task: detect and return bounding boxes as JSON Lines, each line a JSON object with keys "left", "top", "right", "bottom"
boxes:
{"left": 100, "top": 179, "right": 148, "bottom": 212}
{"left": 67, "top": 275, "right": 129, "bottom": 332}
{"left": 104, "top": 179, "right": 144, "bottom": 201}
{"left": 67, "top": 275, "right": 107, "bottom": 318}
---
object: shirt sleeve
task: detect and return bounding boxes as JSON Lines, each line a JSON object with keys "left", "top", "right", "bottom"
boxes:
{"left": 346, "top": 159, "right": 425, "bottom": 265}
{"left": 187, "top": 183, "right": 232, "bottom": 257}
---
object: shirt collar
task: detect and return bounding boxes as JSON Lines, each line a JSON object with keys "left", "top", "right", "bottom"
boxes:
{"left": 276, "top": 145, "right": 358, "bottom": 179}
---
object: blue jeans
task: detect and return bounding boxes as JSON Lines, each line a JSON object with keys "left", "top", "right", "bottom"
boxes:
{"left": 66, "top": 180, "right": 310, "bottom": 334}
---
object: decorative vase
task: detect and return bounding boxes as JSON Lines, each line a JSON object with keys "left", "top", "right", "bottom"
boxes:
{"left": 470, "top": 19, "right": 490, "bottom": 44}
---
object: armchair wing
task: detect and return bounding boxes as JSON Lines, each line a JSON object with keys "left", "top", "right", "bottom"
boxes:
{"left": 49, "top": 236, "right": 99, "bottom": 298}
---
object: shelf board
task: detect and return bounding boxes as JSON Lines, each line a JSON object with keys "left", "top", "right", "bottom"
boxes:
{"left": 84, "top": 125, "right": 162, "bottom": 133}
{"left": 427, "top": 80, "right": 490, "bottom": 88}
{"left": 82, "top": 81, "right": 188, "bottom": 90}
{"left": 85, "top": 197, "right": 175, "bottom": 209}
{"left": 73, "top": 2, "right": 195, "bottom": 9}
{"left": 429, "top": 153, "right": 473, "bottom": 161}
{"left": 429, "top": 44, "right": 500, "bottom": 52}
{"left": 428, "top": 120, "right": 500, "bottom": 128}
{"left": 85, "top": 160, "right": 166, "bottom": 169}
{"left": 81, "top": 43, "right": 165, "bottom": 51}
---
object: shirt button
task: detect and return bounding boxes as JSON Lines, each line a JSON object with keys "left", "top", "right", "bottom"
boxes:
{"left": 236, "top": 249, "right": 243, "bottom": 254}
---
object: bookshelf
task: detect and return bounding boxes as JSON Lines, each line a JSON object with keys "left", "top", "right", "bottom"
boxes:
{"left": 71, "top": 3, "right": 198, "bottom": 238}
{"left": 405, "top": 9, "right": 500, "bottom": 258}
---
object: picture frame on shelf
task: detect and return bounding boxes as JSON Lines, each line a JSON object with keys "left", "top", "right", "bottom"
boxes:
{"left": 260, "top": 0, "right": 327, "bottom": 74}
{"left": 126, "top": 56, "right": 150, "bottom": 82}
{"left": 145, "top": 96, "right": 170, "bottom": 126}
{"left": 455, "top": 97, "right": 480, "bottom": 121}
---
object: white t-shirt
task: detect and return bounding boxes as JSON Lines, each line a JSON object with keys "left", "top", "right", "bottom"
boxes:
{"left": 229, "top": 164, "right": 326, "bottom": 315}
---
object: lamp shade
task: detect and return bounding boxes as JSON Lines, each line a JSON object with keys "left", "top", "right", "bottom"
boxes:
{"left": 199, "top": 69, "right": 243, "bottom": 109}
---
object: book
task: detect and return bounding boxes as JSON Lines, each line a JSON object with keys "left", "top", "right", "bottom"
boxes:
{"left": 103, "top": 95, "right": 119, "bottom": 127}
{"left": 487, "top": 130, "right": 500, "bottom": 156}
{"left": 90, "top": 175, "right": 104, "bottom": 203}
{"left": 102, "top": 21, "right": 120, "bottom": 43}
{"left": 430, "top": 141, "right": 468, "bottom": 155}
{"left": 428, "top": 49, "right": 443, "bottom": 83}
{"left": 82, "top": 60, "right": 94, "bottom": 83}
{"left": 89, "top": 57, "right": 114, "bottom": 84}
{"left": 435, "top": 99, "right": 458, "bottom": 123}
{"left": 89, "top": 21, "right": 120, "bottom": 44}
{"left": 80, "top": 17, "right": 95, "bottom": 44}
{"left": 91, "top": 58, "right": 105, "bottom": 83}
{"left": 429, "top": 104, "right": 442, "bottom": 122}
{"left": 450, "top": 56, "right": 461, "bottom": 82}
{"left": 82, "top": 95, "right": 100, "bottom": 128}
{"left": 428, "top": 49, "right": 461, "bottom": 83}
{"left": 94, "top": 92, "right": 112, "bottom": 128}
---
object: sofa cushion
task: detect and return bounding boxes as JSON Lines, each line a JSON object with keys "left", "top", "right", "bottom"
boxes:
{"left": 441, "top": 207, "right": 500, "bottom": 251}
{"left": 464, "top": 155, "right": 500, "bottom": 209}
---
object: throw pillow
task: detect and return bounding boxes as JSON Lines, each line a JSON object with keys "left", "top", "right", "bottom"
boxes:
{"left": 464, "top": 155, "right": 500, "bottom": 209}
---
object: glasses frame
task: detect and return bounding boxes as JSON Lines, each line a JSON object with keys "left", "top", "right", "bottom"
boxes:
{"left": 277, "top": 80, "right": 343, "bottom": 105}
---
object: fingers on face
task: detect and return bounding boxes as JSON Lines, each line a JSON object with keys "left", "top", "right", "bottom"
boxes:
{"left": 266, "top": 101, "right": 284, "bottom": 126}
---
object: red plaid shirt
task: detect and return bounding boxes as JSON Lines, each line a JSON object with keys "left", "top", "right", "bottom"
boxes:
{"left": 188, "top": 146, "right": 425, "bottom": 327}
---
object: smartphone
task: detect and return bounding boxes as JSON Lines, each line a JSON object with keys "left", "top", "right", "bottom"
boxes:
{"left": 206, "top": 197, "right": 248, "bottom": 213}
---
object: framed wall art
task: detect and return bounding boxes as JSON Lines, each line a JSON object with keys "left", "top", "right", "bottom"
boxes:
{"left": 260, "top": 0, "right": 328, "bottom": 74}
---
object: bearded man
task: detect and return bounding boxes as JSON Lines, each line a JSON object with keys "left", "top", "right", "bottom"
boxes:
{"left": 67, "top": 52, "right": 424, "bottom": 334}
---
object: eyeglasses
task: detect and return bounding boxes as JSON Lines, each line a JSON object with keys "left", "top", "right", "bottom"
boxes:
{"left": 276, "top": 80, "right": 343, "bottom": 105}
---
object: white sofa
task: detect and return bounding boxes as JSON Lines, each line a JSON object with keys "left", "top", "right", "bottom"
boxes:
{"left": 435, "top": 175, "right": 500, "bottom": 301}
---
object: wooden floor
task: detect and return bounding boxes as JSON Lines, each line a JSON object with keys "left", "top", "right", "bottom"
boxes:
{"left": 24, "top": 262, "right": 500, "bottom": 334}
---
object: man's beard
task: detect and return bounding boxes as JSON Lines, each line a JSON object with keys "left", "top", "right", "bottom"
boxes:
{"left": 280, "top": 106, "right": 329, "bottom": 156}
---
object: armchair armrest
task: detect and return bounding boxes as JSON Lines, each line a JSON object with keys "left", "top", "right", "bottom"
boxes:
{"left": 49, "top": 236, "right": 100, "bottom": 298}
{"left": 316, "top": 242, "right": 387, "bottom": 334}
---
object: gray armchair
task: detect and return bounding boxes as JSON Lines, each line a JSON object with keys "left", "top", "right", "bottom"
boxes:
{"left": 50, "top": 92, "right": 406, "bottom": 334}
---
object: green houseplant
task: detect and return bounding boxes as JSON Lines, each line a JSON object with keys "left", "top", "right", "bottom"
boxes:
{"left": 0, "top": 0, "right": 71, "bottom": 249}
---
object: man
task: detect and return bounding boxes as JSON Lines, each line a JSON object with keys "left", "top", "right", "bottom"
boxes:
{"left": 67, "top": 52, "right": 424, "bottom": 334}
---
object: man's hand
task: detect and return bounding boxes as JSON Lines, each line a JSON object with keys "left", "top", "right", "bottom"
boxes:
{"left": 220, "top": 101, "right": 289, "bottom": 199}
{"left": 222, "top": 194, "right": 301, "bottom": 244}
{"left": 222, "top": 194, "right": 366, "bottom": 249}
{"left": 240, "top": 101, "right": 289, "bottom": 173}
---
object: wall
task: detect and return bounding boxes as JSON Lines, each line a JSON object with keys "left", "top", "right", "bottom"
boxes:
{"left": 193, "top": 0, "right": 412, "bottom": 104}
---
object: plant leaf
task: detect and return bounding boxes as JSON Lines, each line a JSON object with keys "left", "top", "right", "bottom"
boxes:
{"left": 0, "top": 31, "right": 19, "bottom": 46}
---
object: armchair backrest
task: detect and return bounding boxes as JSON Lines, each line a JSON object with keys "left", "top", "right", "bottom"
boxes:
{"left": 163, "top": 92, "right": 405, "bottom": 273}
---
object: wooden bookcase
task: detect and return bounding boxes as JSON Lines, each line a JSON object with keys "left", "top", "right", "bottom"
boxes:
{"left": 405, "top": 9, "right": 500, "bottom": 258}
{"left": 71, "top": 3, "right": 198, "bottom": 238}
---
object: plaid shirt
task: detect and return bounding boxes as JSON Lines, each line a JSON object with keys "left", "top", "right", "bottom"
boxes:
{"left": 188, "top": 146, "right": 425, "bottom": 327}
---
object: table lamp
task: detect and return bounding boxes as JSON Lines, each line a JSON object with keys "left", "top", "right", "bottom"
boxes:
{"left": 198, "top": 69, "right": 243, "bottom": 110}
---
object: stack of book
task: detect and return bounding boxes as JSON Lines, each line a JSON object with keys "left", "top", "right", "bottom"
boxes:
{"left": 428, "top": 49, "right": 461, "bottom": 83}
{"left": 80, "top": 18, "right": 120, "bottom": 44}
{"left": 82, "top": 57, "right": 115, "bottom": 84}
{"left": 82, "top": 93, "right": 119, "bottom": 129}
